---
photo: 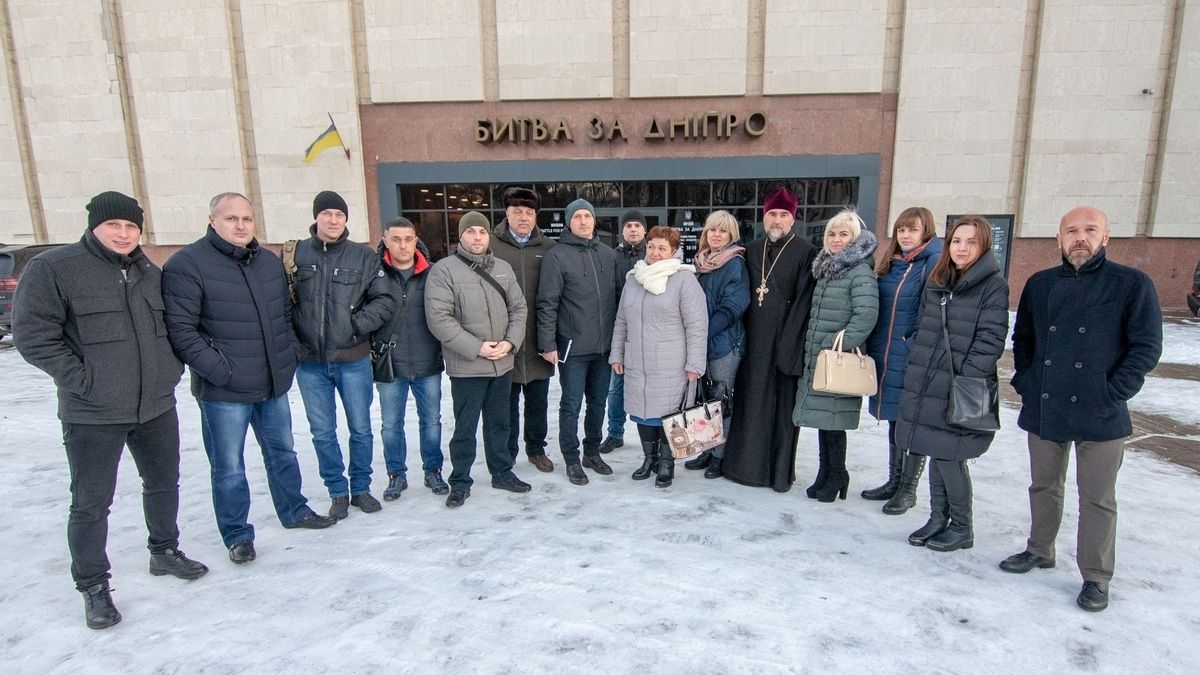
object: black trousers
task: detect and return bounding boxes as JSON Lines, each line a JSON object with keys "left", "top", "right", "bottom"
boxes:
{"left": 449, "top": 374, "right": 514, "bottom": 490}
{"left": 62, "top": 408, "right": 181, "bottom": 590}
{"left": 508, "top": 377, "right": 550, "bottom": 460}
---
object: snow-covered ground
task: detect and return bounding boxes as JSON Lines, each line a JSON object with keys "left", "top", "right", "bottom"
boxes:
{"left": 1160, "top": 317, "right": 1200, "bottom": 365}
{"left": 1, "top": 339, "right": 1198, "bottom": 674}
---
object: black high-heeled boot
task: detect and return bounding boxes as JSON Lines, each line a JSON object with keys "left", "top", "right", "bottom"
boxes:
{"left": 805, "top": 440, "right": 830, "bottom": 499}
{"left": 632, "top": 441, "right": 657, "bottom": 481}
{"left": 862, "top": 442, "right": 902, "bottom": 500}
{"left": 814, "top": 431, "right": 849, "bottom": 503}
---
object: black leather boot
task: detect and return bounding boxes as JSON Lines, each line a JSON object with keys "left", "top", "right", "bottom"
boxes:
{"left": 814, "top": 431, "right": 849, "bottom": 502}
{"left": 684, "top": 450, "right": 711, "bottom": 470}
{"left": 861, "top": 442, "right": 903, "bottom": 500}
{"left": 704, "top": 455, "right": 723, "bottom": 479}
{"left": 882, "top": 452, "right": 926, "bottom": 515}
{"left": 82, "top": 582, "right": 121, "bottom": 629}
{"left": 655, "top": 448, "right": 675, "bottom": 488}
{"left": 927, "top": 460, "right": 973, "bottom": 552}
{"left": 908, "top": 460, "right": 949, "bottom": 546}
{"left": 805, "top": 439, "right": 830, "bottom": 499}
{"left": 632, "top": 441, "right": 657, "bottom": 481}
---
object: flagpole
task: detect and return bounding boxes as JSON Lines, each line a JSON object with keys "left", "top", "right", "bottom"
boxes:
{"left": 328, "top": 112, "right": 351, "bottom": 160}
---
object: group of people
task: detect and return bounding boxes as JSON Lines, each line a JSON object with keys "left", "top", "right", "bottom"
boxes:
{"left": 11, "top": 184, "right": 1162, "bottom": 630}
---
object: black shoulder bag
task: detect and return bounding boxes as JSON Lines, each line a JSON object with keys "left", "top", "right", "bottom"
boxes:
{"left": 940, "top": 295, "right": 1000, "bottom": 431}
{"left": 371, "top": 332, "right": 398, "bottom": 383}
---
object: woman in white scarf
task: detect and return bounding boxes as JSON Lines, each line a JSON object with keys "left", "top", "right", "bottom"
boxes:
{"left": 609, "top": 226, "right": 709, "bottom": 488}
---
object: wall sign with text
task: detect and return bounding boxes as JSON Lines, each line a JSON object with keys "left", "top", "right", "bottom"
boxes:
{"left": 474, "top": 112, "right": 767, "bottom": 144}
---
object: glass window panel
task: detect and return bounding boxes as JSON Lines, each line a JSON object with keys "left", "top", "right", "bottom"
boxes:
{"left": 621, "top": 181, "right": 665, "bottom": 208}
{"left": 668, "top": 207, "right": 709, "bottom": 262}
{"left": 398, "top": 184, "right": 444, "bottom": 211}
{"left": 808, "top": 178, "right": 857, "bottom": 206}
{"left": 445, "top": 183, "right": 489, "bottom": 211}
{"left": 536, "top": 183, "right": 577, "bottom": 209}
{"left": 538, "top": 210, "right": 567, "bottom": 241}
{"left": 577, "top": 181, "right": 621, "bottom": 208}
{"left": 722, "top": 207, "right": 759, "bottom": 245}
{"left": 712, "top": 180, "right": 756, "bottom": 207}
{"left": 668, "top": 181, "right": 710, "bottom": 208}
{"left": 401, "top": 211, "right": 449, "bottom": 261}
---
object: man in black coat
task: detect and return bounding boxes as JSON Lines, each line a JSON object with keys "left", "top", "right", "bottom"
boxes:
{"left": 162, "top": 192, "right": 337, "bottom": 567}
{"left": 536, "top": 198, "right": 622, "bottom": 485}
{"left": 1000, "top": 206, "right": 1162, "bottom": 612}
{"left": 600, "top": 209, "right": 647, "bottom": 454}
{"left": 291, "top": 191, "right": 394, "bottom": 519}
{"left": 721, "top": 187, "right": 818, "bottom": 492}
{"left": 13, "top": 191, "right": 207, "bottom": 629}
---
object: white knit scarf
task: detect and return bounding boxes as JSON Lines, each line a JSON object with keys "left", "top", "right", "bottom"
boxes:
{"left": 632, "top": 258, "right": 693, "bottom": 295}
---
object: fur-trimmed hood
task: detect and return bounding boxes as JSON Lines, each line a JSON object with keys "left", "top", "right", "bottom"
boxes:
{"left": 812, "top": 229, "right": 877, "bottom": 280}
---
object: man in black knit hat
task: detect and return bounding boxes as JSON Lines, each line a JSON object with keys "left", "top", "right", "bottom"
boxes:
{"left": 13, "top": 191, "right": 208, "bottom": 630}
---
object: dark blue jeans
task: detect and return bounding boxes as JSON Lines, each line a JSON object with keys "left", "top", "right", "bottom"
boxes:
{"left": 556, "top": 352, "right": 610, "bottom": 462}
{"left": 62, "top": 408, "right": 181, "bottom": 590}
{"left": 377, "top": 373, "right": 444, "bottom": 476}
{"left": 448, "top": 374, "right": 515, "bottom": 490}
{"left": 198, "top": 395, "right": 312, "bottom": 548}
{"left": 508, "top": 377, "right": 550, "bottom": 460}
{"left": 296, "top": 358, "right": 375, "bottom": 497}
{"left": 605, "top": 371, "right": 626, "bottom": 438}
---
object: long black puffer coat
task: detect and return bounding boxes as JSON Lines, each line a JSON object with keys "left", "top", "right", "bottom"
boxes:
{"left": 895, "top": 251, "right": 1009, "bottom": 460}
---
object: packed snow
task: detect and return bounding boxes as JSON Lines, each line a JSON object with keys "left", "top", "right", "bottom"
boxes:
{"left": 1, "top": 339, "right": 1197, "bottom": 673}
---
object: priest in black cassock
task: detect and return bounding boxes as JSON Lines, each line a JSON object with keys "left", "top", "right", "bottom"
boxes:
{"left": 721, "top": 186, "right": 818, "bottom": 492}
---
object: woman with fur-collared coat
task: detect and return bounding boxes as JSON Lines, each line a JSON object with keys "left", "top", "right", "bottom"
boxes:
{"left": 610, "top": 226, "right": 708, "bottom": 488}
{"left": 896, "top": 215, "right": 1009, "bottom": 553}
{"left": 792, "top": 211, "right": 879, "bottom": 502}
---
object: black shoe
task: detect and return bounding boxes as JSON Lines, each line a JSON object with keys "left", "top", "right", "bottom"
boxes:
{"left": 528, "top": 454, "right": 555, "bottom": 473}
{"left": 445, "top": 488, "right": 470, "bottom": 508}
{"left": 1077, "top": 581, "right": 1109, "bottom": 612}
{"left": 149, "top": 548, "right": 209, "bottom": 580}
{"left": 999, "top": 551, "right": 1056, "bottom": 573}
{"left": 82, "top": 582, "right": 121, "bottom": 629}
{"left": 814, "top": 471, "right": 849, "bottom": 502}
{"left": 806, "top": 438, "right": 831, "bottom": 498}
{"left": 684, "top": 451, "right": 711, "bottom": 470}
{"left": 286, "top": 510, "right": 337, "bottom": 529}
{"left": 704, "top": 456, "right": 724, "bottom": 479}
{"left": 599, "top": 436, "right": 624, "bottom": 453}
{"left": 424, "top": 470, "right": 450, "bottom": 495}
{"left": 862, "top": 443, "right": 903, "bottom": 500}
{"left": 926, "top": 460, "right": 973, "bottom": 552}
{"left": 926, "top": 521, "right": 973, "bottom": 552}
{"left": 632, "top": 441, "right": 657, "bottom": 481}
{"left": 655, "top": 455, "right": 675, "bottom": 488}
{"left": 582, "top": 454, "right": 613, "bottom": 475}
{"left": 907, "top": 516, "right": 949, "bottom": 547}
{"left": 566, "top": 463, "right": 589, "bottom": 486}
{"left": 350, "top": 493, "right": 383, "bottom": 513}
{"left": 383, "top": 474, "right": 408, "bottom": 501}
{"left": 329, "top": 496, "right": 349, "bottom": 520}
{"left": 228, "top": 540, "right": 256, "bottom": 565}
{"left": 492, "top": 473, "right": 532, "bottom": 493}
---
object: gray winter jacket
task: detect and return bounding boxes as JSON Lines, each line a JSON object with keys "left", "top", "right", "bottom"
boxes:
{"left": 610, "top": 263, "right": 708, "bottom": 420}
{"left": 792, "top": 231, "right": 880, "bottom": 431}
{"left": 424, "top": 250, "right": 527, "bottom": 378}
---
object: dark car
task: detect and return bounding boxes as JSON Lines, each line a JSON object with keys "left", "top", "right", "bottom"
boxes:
{"left": 1189, "top": 257, "right": 1200, "bottom": 317}
{"left": 0, "top": 244, "right": 64, "bottom": 339}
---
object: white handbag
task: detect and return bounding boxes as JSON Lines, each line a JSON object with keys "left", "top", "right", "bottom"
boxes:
{"left": 811, "top": 329, "right": 878, "bottom": 397}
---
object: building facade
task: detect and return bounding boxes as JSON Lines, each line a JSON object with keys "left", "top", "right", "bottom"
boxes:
{"left": 1, "top": 0, "right": 1197, "bottom": 305}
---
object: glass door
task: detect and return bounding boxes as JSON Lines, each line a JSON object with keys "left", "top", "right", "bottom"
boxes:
{"left": 594, "top": 208, "right": 666, "bottom": 248}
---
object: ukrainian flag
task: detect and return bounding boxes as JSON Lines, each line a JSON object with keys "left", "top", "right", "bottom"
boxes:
{"left": 303, "top": 121, "right": 345, "bottom": 163}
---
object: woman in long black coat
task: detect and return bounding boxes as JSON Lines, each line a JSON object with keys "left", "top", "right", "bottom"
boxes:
{"left": 895, "top": 215, "right": 1009, "bottom": 552}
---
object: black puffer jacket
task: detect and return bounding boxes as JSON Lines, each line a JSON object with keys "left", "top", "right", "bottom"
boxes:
{"left": 372, "top": 240, "right": 443, "bottom": 380}
{"left": 535, "top": 230, "right": 621, "bottom": 356}
{"left": 614, "top": 240, "right": 645, "bottom": 286}
{"left": 162, "top": 227, "right": 300, "bottom": 403}
{"left": 292, "top": 224, "right": 393, "bottom": 362}
{"left": 13, "top": 231, "right": 183, "bottom": 424}
{"left": 896, "top": 252, "right": 1009, "bottom": 460}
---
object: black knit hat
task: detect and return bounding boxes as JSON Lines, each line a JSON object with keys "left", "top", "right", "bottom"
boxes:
{"left": 86, "top": 191, "right": 143, "bottom": 231}
{"left": 313, "top": 190, "right": 349, "bottom": 219}
{"left": 620, "top": 209, "right": 646, "bottom": 228}
{"left": 502, "top": 186, "right": 540, "bottom": 212}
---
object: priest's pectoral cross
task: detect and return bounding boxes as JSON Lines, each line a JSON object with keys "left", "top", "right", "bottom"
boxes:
{"left": 755, "top": 281, "right": 769, "bottom": 306}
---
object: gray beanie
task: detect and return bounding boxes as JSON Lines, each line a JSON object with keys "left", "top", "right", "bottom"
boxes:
{"left": 565, "top": 198, "right": 595, "bottom": 224}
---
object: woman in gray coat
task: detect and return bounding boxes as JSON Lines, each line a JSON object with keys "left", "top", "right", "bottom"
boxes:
{"left": 610, "top": 226, "right": 709, "bottom": 488}
{"left": 792, "top": 211, "right": 879, "bottom": 502}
